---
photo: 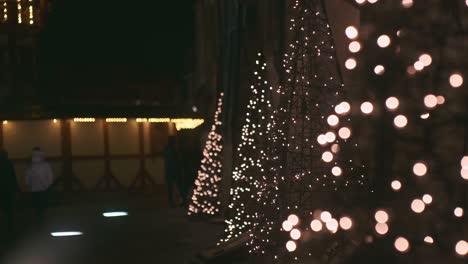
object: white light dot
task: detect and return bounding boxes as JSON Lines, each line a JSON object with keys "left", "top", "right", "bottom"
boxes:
{"left": 322, "top": 151, "right": 334, "bottom": 163}
{"left": 349, "top": 41, "right": 361, "bottom": 53}
{"left": 339, "top": 217, "right": 353, "bottom": 230}
{"left": 391, "top": 180, "right": 402, "bottom": 191}
{"left": 321, "top": 211, "right": 332, "bottom": 222}
{"left": 340, "top": 102, "right": 351, "bottom": 114}
{"left": 310, "top": 220, "right": 323, "bottom": 232}
{"left": 395, "top": 237, "right": 410, "bottom": 253}
{"left": 345, "top": 26, "right": 359, "bottom": 39}
{"left": 345, "top": 58, "right": 357, "bottom": 70}
{"left": 375, "top": 210, "right": 389, "bottom": 223}
{"left": 394, "top": 115, "right": 408, "bottom": 128}
{"left": 424, "top": 94, "right": 438, "bottom": 108}
{"left": 327, "top": 115, "right": 339, "bottom": 126}
{"left": 449, "top": 73, "right": 464, "bottom": 88}
{"left": 288, "top": 214, "right": 299, "bottom": 226}
{"left": 422, "top": 194, "right": 432, "bottom": 205}
{"left": 462, "top": 168, "right": 468, "bottom": 180}
{"left": 290, "top": 228, "right": 301, "bottom": 240}
{"left": 325, "top": 132, "right": 336, "bottom": 143}
{"left": 385, "top": 97, "right": 399, "bottom": 110}
{"left": 375, "top": 223, "right": 389, "bottom": 235}
{"left": 424, "top": 236, "right": 434, "bottom": 244}
{"left": 338, "top": 127, "right": 351, "bottom": 140}
{"left": 360, "top": 102, "right": 374, "bottom": 114}
{"left": 401, "top": 0, "right": 414, "bottom": 8}
{"left": 317, "top": 134, "right": 327, "bottom": 145}
{"left": 420, "top": 113, "right": 430, "bottom": 119}
{"left": 374, "top": 65, "right": 385, "bottom": 75}
{"left": 282, "top": 220, "right": 293, "bottom": 232}
{"left": 326, "top": 219, "right": 339, "bottom": 232}
{"left": 355, "top": 0, "right": 366, "bottom": 4}
{"left": 462, "top": 156, "right": 468, "bottom": 167}
{"left": 413, "top": 163, "right": 427, "bottom": 177}
{"left": 419, "top": 54, "right": 432, "bottom": 66}
{"left": 286, "top": 240, "right": 297, "bottom": 252}
{"left": 454, "top": 207, "right": 464, "bottom": 218}
{"left": 377, "top": 35, "right": 391, "bottom": 48}
{"left": 414, "top": 61, "right": 424, "bottom": 71}
{"left": 455, "top": 240, "right": 468, "bottom": 256}
{"left": 332, "top": 166, "right": 342, "bottom": 177}
{"left": 411, "top": 199, "right": 425, "bottom": 213}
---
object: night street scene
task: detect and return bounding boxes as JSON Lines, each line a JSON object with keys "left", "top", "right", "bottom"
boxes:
{"left": 0, "top": 0, "right": 467, "bottom": 263}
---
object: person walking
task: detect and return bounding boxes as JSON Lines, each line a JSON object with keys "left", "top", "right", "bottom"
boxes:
{"left": 0, "top": 149, "right": 18, "bottom": 240}
{"left": 25, "top": 147, "right": 54, "bottom": 225}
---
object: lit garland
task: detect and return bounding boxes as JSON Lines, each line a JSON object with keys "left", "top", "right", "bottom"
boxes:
{"left": 188, "top": 92, "right": 224, "bottom": 216}
{"left": 220, "top": 53, "right": 273, "bottom": 243}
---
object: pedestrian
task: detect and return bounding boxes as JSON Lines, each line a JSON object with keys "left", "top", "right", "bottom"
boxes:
{"left": 164, "top": 136, "right": 181, "bottom": 207}
{"left": 25, "top": 147, "right": 53, "bottom": 225}
{"left": 0, "top": 149, "right": 18, "bottom": 240}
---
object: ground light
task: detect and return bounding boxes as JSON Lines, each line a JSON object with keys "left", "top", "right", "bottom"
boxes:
{"left": 50, "top": 231, "right": 83, "bottom": 237}
{"left": 103, "top": 211, "right": 129, "bottom": 218}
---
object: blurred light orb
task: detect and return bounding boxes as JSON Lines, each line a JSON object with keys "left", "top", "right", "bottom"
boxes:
{"left": 385, "top": 97, "right": 399, "bottom": 110}
{"left": 288, "top": 214, "right": 300, "bottom": 226}
{"left": 462, "top": 168, "right": 468, "bottom": 180}
{"left": 310, "top": 220, "right": 323, "bottom": 232}
{"left": 424, "top": 236, "right": 434, "bottom": 244}
{"left": 349, "top": 41, "right": 361, "bottom": 53}
{"left": 401, "top": 0, "right": 414, "bottom": 8}
{"left": 454, "top": 207, "right": 464, "bottom": 218}
{"left": 455, "top": 240, "right": 468, "bottom": 256}
{"left": 338, "top": 127, "right": 352, "bottom": 139}
{"left": 407, "top": 66, "right": 417, "bottom": 76}
{"left": 375, "top": 210, "right": 389, "bottom": 223}
{"left": 449, "top": 73, "right": 463, "bottom": 88}
{"left": 436, "top": 95, "right": 445, "bottom": 105}
{"left": 413, "top": 163, "right": 427, "bottom": 177}
{"left": 355, "top": 0, "right": 366, "bottom": 4}
{"left": 317, "top": 134, "right": 327, "bottom": 145}
{"left": 360, "top": 102, "right": 374, "bottom": 114}
{"left": 422, "top": 194, "right": 433, "bottom": 205}
{"left": 391, "top": 180, "right": 402, "bottom": 191}
{"left": 375, "top": 223, "right": 389, "bottom": 235}
{"left": 395, "top": 237, "right": 410, "bottom": 253}
{"left": 420, "top": 113, "right": 430, "bottom": 119}
{"left": 419, "top": 54, "right": 432, "bottom": 66}
{"left": 411, "top": 199, "right": 425, "bottom": 213}
{"left": 332, "top": 166, "right": 342, "bottom": 177}
{"left": 326, "top": 218, "right": 339, "bottom": 232}
{"left": 424, "top": 94, "right": 438, "bottom": 108}
{"left": 331, "top": 144, "right": 340, "bottom": 153}
{"left": 325, "top": 132, "right": 336, "bottom": 143}
{"left": 321, "top": 211, "right": 332, "bottom": 222}
{"left": 322, "top": 151, "right": 334, "bottom": 162}
{"left": 414, "top": 61, "right": 424, "bottom": 71}
{"left": 327, "top": 115, "right": 339, "bottom": 126}
{"left": 377, "top": 35, "right": 391, "bottom": 48}
{"left": 340, "top": 102, "right": 351, "bottom": 113}
{"left": 290, "top": 229, "right": 301, "bottom": 240}
{"left": 282, "top": 220, "right": 293, "bottom": 232}
{"left": 345, "top": 58, "right": 357, "bottom": 70}
{"left": 286, "top": 240, "right": 297, "bottom": 252}
{"left": 368, "top": 0, "right": 378, "bottom": 3}
{"left": 394, "top": 115, "right": 408, "bottom": 128}
{"left": 339, "top": 217, "right": 353, "bottom": 230}
{"left": 345, "top": 26, "right": 359, "bottom": 39}
{"left": 462, "top": 156, "right": 468, "bottom": 167}
{"left": 374, "top": 65, "right": 385, "bottom": 75}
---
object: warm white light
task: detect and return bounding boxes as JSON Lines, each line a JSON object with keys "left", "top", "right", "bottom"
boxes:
{"left": 322, "top": 151, "right": 334, "bottom": 162}
{"left": 395, "top": 237, "right": 410, "bottom": 253}
{"left": 331, "top": 144, "right": 340, "bottom": 153}
{"left": 424, "top": 94, "right": 437, "bottom": 108}
{"left": 103, "top": 211, "right": 128, "bottom": 218}
{"left": 171, "top": 118, "right": 205, "bottom": 130}
{"left": 420, "top": 113, "right": 430, "bottom": 119}
{"left": 436, "top": 95, "right": 445, "bottom": 105}
{"left": 377, "top": 35, "right": 391, "bottom": 48}
{"left": 349, "top": 41, "right": 361, "bottom": 53}
{"left": 286, "top": 241, "right": 297, "bottom": 252}
{"left": 360, "top": 102, "right": 374, "bottom": 114}
{"left": 345, "top": 26, "right": 359, "bottom": 39}
{"left": 320, "top": 211, "right": 332, "bottom": 222}
{"left": 391, "top": 180, "right": 402, "bottom": 191}
{"left": 282, "top": 220, "right": 293, "bottom": 232}
{"left": 51, "top": 231, "right": 83, "bottom": 237}
{"left": 411, "top": 199, "right": 425, "bottom": 213}
{"left": 345, "top": 58, "right": 357, "bottom": 70}
{"left": 385, "top": 97, "right": 399, "bottom": 110}
{"left": 106, "top": 118, "right": 127, "bottom": 123}
{"left": 290, "top": 229, "right": 301, "bottom": 240}
{"left": 368, "top": 0, "right": 378, "bottom": 3}
{"left": 455, "top": 240, "right": 468, "bottom": 256}
{"left": 374, "top": 65, "right": 385, "bottom": 75}
{"left": 317, "top": 134, "right": 327, "bottom": 145}
{"left": 288, "top": 214, "right": 300, "bottom": 226}
{"left": 454, "top": 207, "right": 464, "bottom": 217}
{"left": 326, "top": 219, "right": 339, "bottom": 232}
{"left": 394, "top": 115, "right": 408, "bottom": 128}
{"left": 339, "top": 217, "right": 353, "bottom": 230}
{"left": 375, "top": 210, "right": 389, "bottom": 223}
{"left": 2, "top": 120, "right": 7, "bottom": 125}
{"left": 401, "top": 0, "right": 414, "bottom": 8}
{"left": 332, "top": 166, "right": 342, "bottom": 177}
{"left": 340, "top": 102, "right": 351, "bottom": 114}
{"left": 462, "top": 168, "right": 468, "bottom": 180}
{"left": 449, "top": 73, "right": 464, "bottom": 88}
{"left": 413, "top": 162, "right": 427, "bottom": 177}
{"left": 338, "top": 127, "right": 351, "bottom": 139}
{"left": 424, "top": 236, "right": 434, "bottom": 244}
{"left": 310, "top": 220, "right": 323, "bottom": 232}
{"left": 422, "top": 194, "right": 432, "bottom": 205}
{"left": 355, "top": 0, "right": 366, "bottom": 4}
{"left": 414, "top": 61, "right": 424, "bottom": 71}
{"left": 325, "top": 132, "right": 336, "bottom": 143}
{"left": 74, "top": 118, "right": 95, "bottom": 123}
{"left": 419, "top": 54, "right": 432, "bottom": 66}
{"left": 53, "top": 119, "right": 58, "bottom": 123}
{"left": 327, "top": 115, "right": 339, "bottom": 126}
{"left": 375, "top": 223, "right": 389, "bottom": 235}
{"left": 462, "top": 156, "right": 468, "bottom": 167}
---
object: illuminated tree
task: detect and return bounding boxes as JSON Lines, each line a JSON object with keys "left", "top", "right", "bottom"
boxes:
{"left": 188, "top": 92, "right": 224, "bottom": 216}
{"left": 220, "top": 53, "right": 273, "bottom": 242}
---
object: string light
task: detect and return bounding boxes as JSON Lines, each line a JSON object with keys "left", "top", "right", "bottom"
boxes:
{"left": 419, "top": 54, "right": 432, "bottom": 66}
{"left": 455, "top": 240, "right": 468, "bottom": 256}
{"left": 73, "top": 118, "right": 95, "bottom": 123}
{"left": 393, "top": 115, "right": 408, "bottom": 128}
{"left": 345, "top": 26, "right": 359, "bottom": 39}
{"left": 411, "top": 199, "right": 425, "bottom": 213}
{"left": 339, "top": 217, "right": 353, "bottom": 230}
{"left": 401, "top": 0, "right": 414, "bottom": 8}
{"left": 345, "top": 58, "right": 357, "bottom": 70}
{"left": 375, "top": 210, "right": 389, "bottom": 223}
{"left": 148, "top": 118, "right": 170, "bottom": 123}
{"left": 385, "top": 97, "right": 399, "bottom": 110}
{"left": 310, "top": 220, "right": 323, "bottom": 232}
{"left": 422, "top": 194, "right": 432, "bottom": 205}
{"left": 454, "top": 207, "right": 463, "bottom": 218}
{"left": 424, "top": 94, "right": 437, "bottom": 108}
{"left": 377, "top": 35, "right": 391, "bottom": 48}
{"left": 394, "top": 237, "right": 410, "bottom": 253}
{"left": 349, "top": 41, "right": 361, "bottom": 53}
{"left": 424, "top": 236, "right": 434, "bottom": 244}
{"left": 375, "top": 223, "right": 389, "bottom": 235}
{"left": 171, "top": 118, "right": 204, "bottom": 130}
{"left": 449, "top": 73, "right": 464, "bottom": 88}
{"left": 360, "top": 102, "right": 374, "bottom": 114}
{"left": 105, "top": 118, "right": 127, "bottom": 123}
{"left": 413, "top": 162, "right": 427, "bottom": 177}
{"left": 374, "top": 65, "right": 385, "bottom": 75}
{"left": 391, "top": 180, "right": 402, "bottom": 191}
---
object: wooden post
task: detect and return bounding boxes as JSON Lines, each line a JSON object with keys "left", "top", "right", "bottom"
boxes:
{"left": 95, "top": 120, "right": 121, "bottom": 190}
{"left": 130, "top": 122, "right": 156, "bottom": 190}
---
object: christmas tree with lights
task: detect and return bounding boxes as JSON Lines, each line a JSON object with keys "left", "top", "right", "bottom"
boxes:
{"left": 188, "top": 92, "right": 225, "bottom": 216}
{"left": 221, "top": 53, "right": 274, "bottom": 242}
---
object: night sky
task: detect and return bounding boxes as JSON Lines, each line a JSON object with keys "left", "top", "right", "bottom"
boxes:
{"left": 39, "top": 0, "right": 194, "bottom": 102}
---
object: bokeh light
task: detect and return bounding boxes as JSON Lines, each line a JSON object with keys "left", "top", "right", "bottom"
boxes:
{"left": 375, "top": 210, "right": 389, "bottom": 223}
{"left": 375, "top": 223, "right": 389, "bottom": 235}
{"left": 422, "top": 194, "right": 433, "bottom": 205}
{"left": 385, "top": 97, "right": 399, "bottom": 110}
{"left": 391, "top": 180, "right": 402, "bottom": 191}
{"left": 338, "top": 127, "right": 352, "bottom": 140}
{"left": 327, "top": 115, "right": 339, "bottom": 126}
{"left": 349, "top": 41, "right": 361, "bottom": 53}
{"left": 326, "top": 219, "right": 339, "bottom": 232}
{"left": 345, "top": 26, "right": 359, "bottom": 39}
{"left": 322, "top": 151, "right": 334, "bottom": 162}
{"left": 310, "top": 220, "right": 323, "bottom": 232}
{"left": 401, "top": 0, "right": 414, "bottom": 8}
{"left": 419, "top": 54, "right": 432, "bottom": 66}
{"left": 454, "top": 207, "right": 464, "bottom": 218}
{"left": 455, "top": 240, "right": 468, "bottom": 256}
{"left": 286, "top": 240, "right": 297, "bottom": 252}
{"left": 282, "top": 220, "right": 293, "bottom": 232}
{"left": 413, "top": 162, "right": 427, "bottom": 177}
{"left": 411, "top": 199, "right": 425, "bottom": 213}
{"left": 394, "top": 115, "right": 408, "bottom": 128}
{"left": 288, "top": 214, "right": 299, "bottom": 226}
{"left": 339, "top": 217, "right": 353, "bottom": 230}
{"left": 449, "top": 73, "right": 463, "bottom": 88}
{"left": 395, "top": 237, "right": 410, "bottom": 253}
{"left": 361, "top": 102, "right": 374, "bottom": 114}
{"left": 321, "top": 211, "right": 332, "bottom": 222}
{"left": 374, "top": 65, "right": 385, "bottom": 75}
{"left": 377, "top": 35, "right": 391, "bottom": 48}
{"left": 332, "top": 166, "right": 342, "bottom": 177}
{"left": 290, "top": 228, "right": 301, "bottom": 240}
{"left": 345, "top": 58, "right": 357, "bottom": 70}
{"left": 424, "top": 236, "right": 434, "bottom": 244}
{"left": 424, "top": 94, "right": 438, "bottom": 108}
